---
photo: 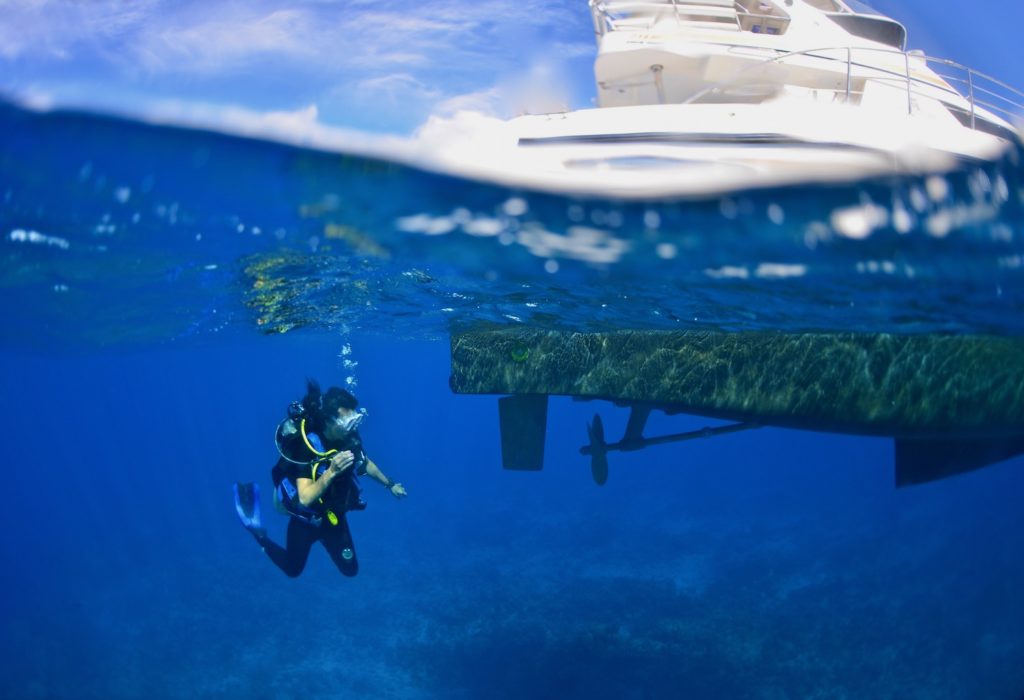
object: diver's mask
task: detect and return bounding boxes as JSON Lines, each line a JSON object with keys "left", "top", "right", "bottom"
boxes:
{"left": 331, "top": 408, "right": 366, "bottom": 434}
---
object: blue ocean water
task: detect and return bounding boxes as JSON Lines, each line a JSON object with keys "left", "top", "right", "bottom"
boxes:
{"left": 1, "top": 101, "right": 1023, "bottom": 698}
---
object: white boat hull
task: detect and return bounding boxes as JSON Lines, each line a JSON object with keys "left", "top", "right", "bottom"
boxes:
{"left": 414, "top": 100, "right": 1016, "bottom": 199}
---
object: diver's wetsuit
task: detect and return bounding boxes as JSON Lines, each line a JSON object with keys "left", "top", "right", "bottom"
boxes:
{"left": 260, "top": 427, "right": 368, "bottom": 578}
{"left": 257, "top": 506, "right": 358, "bottom": 578}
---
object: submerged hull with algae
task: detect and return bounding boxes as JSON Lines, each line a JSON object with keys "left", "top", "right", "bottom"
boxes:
{"left": 450, "top": 329, "right": 1024, "bottom": 439}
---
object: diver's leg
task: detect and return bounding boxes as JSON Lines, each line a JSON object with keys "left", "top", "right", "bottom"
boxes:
{"left": 258, "top": 517, "right": 318, "bottom": 578}
{"left": 322, "top": 515, "right": 359, "bottom": 577}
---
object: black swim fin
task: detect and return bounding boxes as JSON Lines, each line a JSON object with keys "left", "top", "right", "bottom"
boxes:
{"left": 233, "top": 482, "right": 262, "bottom": 531}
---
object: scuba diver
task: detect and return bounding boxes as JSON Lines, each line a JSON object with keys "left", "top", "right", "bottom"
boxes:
{"left": 233, "top": 380, "right": 407, "bottom": 578}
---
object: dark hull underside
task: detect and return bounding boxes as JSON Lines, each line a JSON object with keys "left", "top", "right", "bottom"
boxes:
{"left": 451, "top": 329, "right": 1024, "bottom": 437}
{"left": 450, "top": 329, "right": 1024, "bottom": 485}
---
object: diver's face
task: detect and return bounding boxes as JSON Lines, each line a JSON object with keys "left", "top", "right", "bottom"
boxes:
{"left": 324, "top": 406, "right": 360, "bottom": 439}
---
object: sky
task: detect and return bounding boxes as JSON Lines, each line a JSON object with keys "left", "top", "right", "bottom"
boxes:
{"left": 0, "top": 0, "right": 1021, "bottom": 140}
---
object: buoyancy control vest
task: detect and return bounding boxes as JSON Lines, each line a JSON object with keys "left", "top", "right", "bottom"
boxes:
{"left": 272, "top": 415, "right": 366, "bottom": 526}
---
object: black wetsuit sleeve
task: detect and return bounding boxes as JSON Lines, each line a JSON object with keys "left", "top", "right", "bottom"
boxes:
{"left": 287, "top": 459, "right": 312, "bottom": 484}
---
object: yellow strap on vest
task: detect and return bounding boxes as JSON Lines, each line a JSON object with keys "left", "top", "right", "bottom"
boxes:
{"left": 300, "top": 418, "right": 338, "bottom": 458}
{"left": 301, "top": 419, "right": 340, "bottom": 521}
{"left": 311, "top": 461, "right": 322, "bottom": 481}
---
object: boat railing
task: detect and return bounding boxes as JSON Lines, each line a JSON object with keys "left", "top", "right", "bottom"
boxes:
{"left": 681, "top": 45, "right": 1024, "bottom": 127}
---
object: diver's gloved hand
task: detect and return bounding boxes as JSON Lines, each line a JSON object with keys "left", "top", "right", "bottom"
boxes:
{"left": 388, "top": 483, "right": 408, "bottom": 499}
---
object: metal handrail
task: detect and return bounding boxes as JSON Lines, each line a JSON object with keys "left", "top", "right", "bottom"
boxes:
{"left": 588, "top": 0, "right": 1024, "bottom": 128}
{"left": 679, "top": 45, "right": 1024, "bottom": 127}
{"left": 934, "top": 74, "right": 1023, "bottom": 112}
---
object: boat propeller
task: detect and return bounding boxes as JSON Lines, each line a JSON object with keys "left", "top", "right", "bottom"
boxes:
{"left": 581, "top": 409, "right": 761, "bottom": 486}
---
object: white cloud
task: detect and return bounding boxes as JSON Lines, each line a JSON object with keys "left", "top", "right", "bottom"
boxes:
{"left": 420, "top": 57, "right": 578, "bottom": 123}
{"left": 0, "top": 0, "right": 594, "bottom": 134}
{"left": 550, "top": 41, "right": 598, "bottom": 59}
{"left": 132, "top": 99, "right": 411, "bottom": 155}
{"left": 0, "top": 0, "right": 581, "bottom": 76}
{"left": 432, "top": 87, "right": 505, "bottom": 118}
{"left": 10, "top": 86, "right": 56, "bottom": 110}
{"left": 136, "top": 8, "right": 317, "bottom": 73}
{"left": 356, "top": 73, "right": 441, "bottom": 105}
{"left": 0, "top": 0, "right": 160, "bottom": 60}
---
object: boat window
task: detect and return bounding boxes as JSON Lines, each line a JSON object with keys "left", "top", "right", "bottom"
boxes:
{"left": 804, "top": 0, "right": 893, "bottom": 15}
{"left": 802, "top": 0, "right": 844, "bottom": 11}
{"left": 565, "top": 156, "right": 706, "bottom": 171}
{"left": 825, "top": 13, "right": 907, "bottom": 49}
{"left": 843, "top": 1, "right": 886, "bottom": 15}
{"left": 943, "top": 104, "right": 1019, "bottom": 143}
{"left": 735, "top": 0, "right": 791, "bottom": 35}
